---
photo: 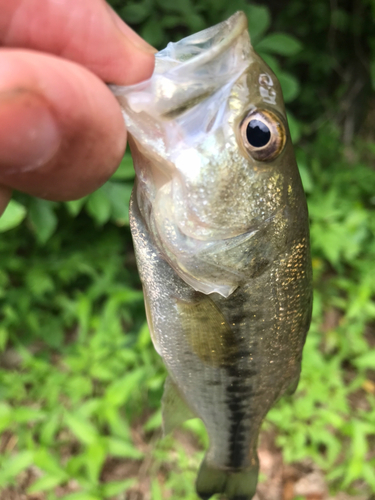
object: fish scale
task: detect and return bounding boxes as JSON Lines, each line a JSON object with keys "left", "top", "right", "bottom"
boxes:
{"left": 113, "top": 11, "right": 312, "bottom": 500}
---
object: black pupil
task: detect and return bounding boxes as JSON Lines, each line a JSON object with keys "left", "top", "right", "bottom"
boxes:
{"left": 246, "top": 119, "right": 271, "bottom": 148}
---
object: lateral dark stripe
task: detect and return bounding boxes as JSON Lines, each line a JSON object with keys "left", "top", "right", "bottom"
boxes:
{"left": 226, "top": 384, "right": 252, "bottom": 394}
{"left": 222, "top": 297, "right": 258, "bottom": 470}
{"left": 207, "top": 380, "right": 221, "bottom": 386}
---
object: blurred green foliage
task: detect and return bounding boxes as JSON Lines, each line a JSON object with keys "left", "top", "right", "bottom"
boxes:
{"left": 1, "top": 0, "right": 375, "bottom": 498}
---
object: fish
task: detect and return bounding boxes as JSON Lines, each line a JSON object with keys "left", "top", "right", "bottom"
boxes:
{"left": 112, "top": 11, "right": 312, "bottom": 500}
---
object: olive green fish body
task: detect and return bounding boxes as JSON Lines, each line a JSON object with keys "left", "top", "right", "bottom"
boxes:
{"left": 113, "top": 11, "right": 312, "bottom": 500}
{"left": 130, "top": 184, "right": 311, "bottom": 468}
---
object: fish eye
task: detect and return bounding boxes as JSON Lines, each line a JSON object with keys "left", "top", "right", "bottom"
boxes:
{"left": 240, "top": 110, "right": 286, "bottom": 161}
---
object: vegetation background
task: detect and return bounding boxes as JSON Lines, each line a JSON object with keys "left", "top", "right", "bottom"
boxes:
{"left": 1, "top": 0, "right": 375, "bottom": 499}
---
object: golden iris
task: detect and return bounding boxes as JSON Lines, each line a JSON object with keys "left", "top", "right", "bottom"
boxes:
{"left": 240, "top": 109, "right": 286, "bottom": 162}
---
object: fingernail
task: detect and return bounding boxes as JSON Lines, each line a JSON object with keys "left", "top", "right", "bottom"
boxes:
{"left": 0, "top": 89, "right": 61, "bottom": 174}
{"left": 107, "top": 6, "right": 157, "bottom": 54}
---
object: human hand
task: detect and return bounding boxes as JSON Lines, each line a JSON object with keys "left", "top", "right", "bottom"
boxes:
{"left": 0, "top": 0, "right": 155, "bottom": 216}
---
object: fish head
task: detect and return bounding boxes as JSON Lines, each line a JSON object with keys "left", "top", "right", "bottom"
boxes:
{"left": 113, "top": 12, "right": 304, "bottom": 295}
{"left": 114, "top": 12, "right": 296, "bottom": 242}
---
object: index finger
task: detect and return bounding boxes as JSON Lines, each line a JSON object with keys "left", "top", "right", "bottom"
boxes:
{"left": 0, "top": 0, "right": 156, "bottom": 205}
{"left": 0, "top": 0, "right": 155, "bottom": 84}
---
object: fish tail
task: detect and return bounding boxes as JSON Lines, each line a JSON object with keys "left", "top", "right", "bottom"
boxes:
{"left": 196, "top": 457, "right": 259, "bottom": 500}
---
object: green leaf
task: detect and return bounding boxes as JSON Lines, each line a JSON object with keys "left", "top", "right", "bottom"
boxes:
{"left": 106, "top": 182, "right": 132, "bottom": 226}
{"left": 107, "top": 438, "right": 144, "bottom": 459}
{"left": 13, "top": 406, "right": 45, "bottom": 423}
{"left": 277, "top": 72, "right": 300, "bottom": 102}
{"left": 185, "top": 13, "right": 206, "bottom": 32}
{"left": 85, "top": 188, "right": 112, "bottom": 225}
{"left": 105, "top": 369, "right": 145, "bottom": 407}
{"left": 352, "top": 422, "right": 368, "bottom": 458}
{"left": 255, "top": 33, "right": 302, "bottom": 56}
{"left": 150, "top": 479, "right": 164, "bottom": 500}
{"left": 28, "top": 474, "right": 67, "bottom": 493}
{"left": 121, "top": 2, "right": 149, "bottom": 23}
{"left": 331, "top": 8, "right": 349, "bottom": 31}
{"left": 84, "top": 441, "right": 107, "bottom": 484}
{"left": 102, "top": 479, "right": 136, "bottom": 497}
{"left": 0, "top": 200, "right": 26, "bottom": 232}
{"left": 0, "top": 451, "right": 34, "bottom": 484}
{"left": 33, "top": 448, "right": 63, "bottom": 474}
{"left": 111, "top": 154, "right": 135, "bottom": 180}
{"left": 363, "top": 462, "right": 375, "bottom": 489}
{"left": 61, "top": 493, "right": 101, "bottom": 500}
{"left": 0, "top": 327, "right": 8, "bottom": 352}
{"left": 183, "top": 418, "right": 209, "bottom": 447}
{"left": 258, "top": 53, "right": 280, "bottom": 74}
{"left": 354, "top": 351, "right": 375, "bottom": 369}
{"left": 143, "top": 410, "right": 162, "bottom": 432}
{"left": 246, "top": 4, "right": 270, "bottom": 43}
{"left": 141, "top": 18, "right": 164, "bottom": 47}
{"left": 0, "top": 402, "right": 12, "bottom": 432}
{"left": 155, "top": 0, "right": 192, "bottom": 14}
{"left": 28, "top": 198, "right": 58, "bottom": 243}
{"left": 297, "top": 161, "right": 314, "bottom": 194}
{"left": 64, "top": 412, "right": 99, "bottom": 446}
{"left": 161, "top": 14, "right": 182, "bottom": 28}
{"left": 136, "top": 322, "right": 152, "bottom": 349}
{"left": 287, "top": 112, "right": 302, "bottom": 144}
{"left": 65, "top": 197, "right": 87, "bottom": 217}
{"left": 343, "top": 422, "right": 368, "bottom": 486}
{"left": 76, "top": 294, "right": 92, "bottom": 342}
{"left": 25, "top": 267, "right": 55, "bottom": 297}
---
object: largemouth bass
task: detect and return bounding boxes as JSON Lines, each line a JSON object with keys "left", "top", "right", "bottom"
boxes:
{"left": 112, "top": 11, "right": 312, "bottom": 500}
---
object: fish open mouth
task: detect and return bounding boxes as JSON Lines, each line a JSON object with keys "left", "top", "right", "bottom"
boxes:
{"left": 111, "top": 11, "right": 252, "bottom": 119}
{"left": 153, "top": 11, "right": 249, "bottom": 75}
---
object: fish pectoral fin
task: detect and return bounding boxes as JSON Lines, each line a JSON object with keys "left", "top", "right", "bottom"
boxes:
{"left": 161, "top": 376, "right": 197, "bottom": 435}
{"left": 176, "top": 297, "right": 236, "bottom": 367}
